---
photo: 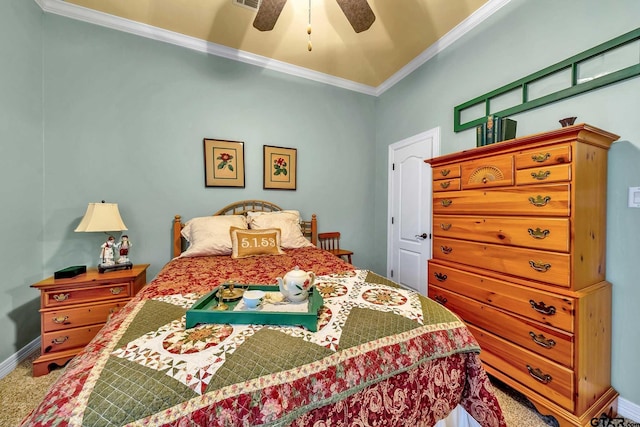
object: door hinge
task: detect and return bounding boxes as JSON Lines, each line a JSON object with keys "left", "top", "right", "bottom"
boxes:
{"left": 392, "top": 163, "right": 395, "bottom": 171}
{"left": 390, "top": 269, "right": 394, "bottom": 278}
{"left": 391, "top": 217, "right": 394, "bottom": 224}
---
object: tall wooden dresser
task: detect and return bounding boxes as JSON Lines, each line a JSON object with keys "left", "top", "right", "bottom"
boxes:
{"left": 425, "top": 124, "right": 618, "bottom": 426}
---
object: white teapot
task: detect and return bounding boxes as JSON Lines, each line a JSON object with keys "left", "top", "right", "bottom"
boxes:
{"left": 276, "top": 266, "right": 316, "bottom": 303}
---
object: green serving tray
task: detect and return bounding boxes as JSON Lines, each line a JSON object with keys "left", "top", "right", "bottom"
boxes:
{"left": 185, "top": 285, "right": 324, "bottom": 331}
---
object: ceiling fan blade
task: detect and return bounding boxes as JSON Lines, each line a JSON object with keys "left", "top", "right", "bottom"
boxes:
{"left": 253, "top": 0, "right": 287, "bottom": 32}
{"left": 336, "top": 0, "right": 375, "bottom": 33}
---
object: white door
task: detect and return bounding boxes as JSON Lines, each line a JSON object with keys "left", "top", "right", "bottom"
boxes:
{"left": 387, "top": 128, "right": 440, "bottom": 295}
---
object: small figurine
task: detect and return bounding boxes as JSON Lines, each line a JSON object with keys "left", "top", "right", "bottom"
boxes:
{"left": 100, "top": 236, "right": 116, "bottom": 266}
{"left": 116, "top": 235, "right": 132, "bottom": 264}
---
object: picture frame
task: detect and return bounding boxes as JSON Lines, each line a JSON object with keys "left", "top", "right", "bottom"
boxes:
{"left": 203, "top": 139, "right": 245, "bottom": 188}
{"left": 263, "top": 145, "right": 297, "bottom": 190}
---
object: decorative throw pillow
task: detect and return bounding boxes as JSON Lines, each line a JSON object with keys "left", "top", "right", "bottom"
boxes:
{"left": 179, "top": 215, "right": 248, "bottom": 257}
{"left": 230, "top": 227, "right": 285, "bottom": 259}
{"left": 246, "top": 210, "right": 313, "bottom": 249}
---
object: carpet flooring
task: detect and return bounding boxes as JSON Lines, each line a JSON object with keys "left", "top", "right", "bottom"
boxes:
{"left": 0, "top": 351, "right": 559, "bottom": 426}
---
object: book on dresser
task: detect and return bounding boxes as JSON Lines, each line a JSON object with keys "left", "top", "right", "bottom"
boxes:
{"left": 426, "top": 124, "right": 619, "bottom": 427}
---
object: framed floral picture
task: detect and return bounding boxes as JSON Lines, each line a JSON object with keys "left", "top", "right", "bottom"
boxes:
{"left": 263, "top": 145, "right": 297, "bottom": 190}
{"left": 203, "top": 139, "right": 245, "bottom": 187}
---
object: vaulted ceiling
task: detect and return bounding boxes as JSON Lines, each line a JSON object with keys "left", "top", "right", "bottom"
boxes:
{"left": 43, "top": 0, "right": 506, "bottom": 94}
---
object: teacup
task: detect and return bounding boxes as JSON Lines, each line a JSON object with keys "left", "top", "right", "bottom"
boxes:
{"left": 243, "top": 290, "right": 265, "bottom": 309}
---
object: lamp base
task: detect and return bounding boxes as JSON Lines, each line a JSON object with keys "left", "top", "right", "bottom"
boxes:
{"left": 98, "top": 261, "right": 133, "bottom": 274}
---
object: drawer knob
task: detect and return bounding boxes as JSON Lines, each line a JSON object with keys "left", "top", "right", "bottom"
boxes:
{"left": 434, "top": 272, "right": 448, "bottom": 282}
{"left": 528, "top": 195, "right": 551, "bottom": 207}
{"left": 440, "top": 181, "right": 451, "bottom": 189}
{"left": 527, "top": 365, "right": 553, "bottom": 384}
{"left": 440, "top": 223, "right": 452, "bottom": 231}
{"left": 440, "top": 246, "right": 453, "bottom": 255}
{"left": 528, "top": 228, "right": 550, "bottom": 239}
{"left": 52, "top": 336, "right": 69, "bottom": 345}
{"left": 440, "top": 169, "right": 451, "bottom": 177}
{"left": 434, "top": 295, "right": 448, "bottom": 305}
{"left": 53, "top": 293, "right": 69, "bottom": 302}
{"left": 531, "top": 170, "right": 551, "bottom": 180}
{"left": 52, "top": 316, "right": 69, "bottom": 324}
{"left": 529, "top": 299, "right": 556, "bottom": 315}
{"left": 110, "top": 287, "right": 124, "bottom": 295}
{"left": 529, "top": 260, "right": 551, "bottom": 272}
{"left": 529, "top": 331, "right": 556, "bottom": 349}
{"left": 531, "top": 153, "right": 551, "bottom": 163}
{"left": 441, "top": 199, "right": 452, "bottom": 207}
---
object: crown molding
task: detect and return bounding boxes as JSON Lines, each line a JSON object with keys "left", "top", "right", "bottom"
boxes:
{"left": 35, "top": 0, "right": 508, "bottom": 97}
{"left": 375, "top": 0, "right": 511, "bottom": 96}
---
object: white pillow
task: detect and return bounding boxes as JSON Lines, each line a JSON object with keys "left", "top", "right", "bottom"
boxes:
{"left": 180, "top": 215, "right": 248, "bottom": 257}
{"left": 246, "top": 210, "right": 313, "bottom": 249}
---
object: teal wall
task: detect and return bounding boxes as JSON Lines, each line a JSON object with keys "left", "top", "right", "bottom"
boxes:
{"left": 0, "top": 0, "right": 44, "bottom": 355}
{"left": 1, "top": 0, "right": 638, "bottom": 412}
{"left": 375, "top": 0, "right": 640, "bottom": 408}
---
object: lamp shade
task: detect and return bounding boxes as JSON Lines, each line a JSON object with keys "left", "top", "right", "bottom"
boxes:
{"left": 74, "top": 202, "right": 128, "bottom": 232}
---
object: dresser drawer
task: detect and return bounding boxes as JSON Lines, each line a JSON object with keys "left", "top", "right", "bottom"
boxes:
{"left": 41, "top": 325, "right": 103, "bottom": 355}
{"left": 433, "top": 184, "right": 570, "bottom": 217}
{"left": 461, "top": 154, "right": 514, "bottom": 189}
{"left": 433, "top": 215, "right": 570, "bottom": 252}
{"left": 428, "top": 262, "right": 575, "bottom": 331}
{"left": 429, "top": 285, "right": 573, "bottom": 368}
{"left": 43, "top": 283, "right": 132, "bottom": 308}
{"left": 433, "top": 237, "right": 570, "bottom": 287}
{"left": 515, "top": 144, "right": 571, "bottom": 169}
{"left": 433, "top": 164, "right": 461, "bottom": 180}
{"left": 433, "top": 178, "right": 461, "bottom": 192}
{"left": 42, "top": 300, "right": 128, "bottom": 333}
{"left": 467, "top": 324, "right": 574, "bottom": 412}
{"left": 516, "top": 164, "right": 571, "bottom": 185}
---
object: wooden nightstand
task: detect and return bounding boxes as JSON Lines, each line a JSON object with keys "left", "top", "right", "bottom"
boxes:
{"left": 31, "top": 264, "right": 149, "bottom": 377}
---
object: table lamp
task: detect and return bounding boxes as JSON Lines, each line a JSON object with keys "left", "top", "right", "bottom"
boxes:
{"left": 75, "top": 201, "right": 133, "bottom": 273}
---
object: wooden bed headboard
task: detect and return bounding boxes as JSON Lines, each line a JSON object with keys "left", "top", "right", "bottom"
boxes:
{"left": 172, "top": 199, "right": 318, "bottom": 258}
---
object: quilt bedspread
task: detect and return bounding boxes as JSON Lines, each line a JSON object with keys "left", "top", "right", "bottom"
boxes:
{"left": 22, "top": 248, "right": 505, "bottom": 427}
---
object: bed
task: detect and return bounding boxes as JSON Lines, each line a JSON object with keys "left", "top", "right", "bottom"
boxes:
{"left": 22, "top": 200, "right": 505, "bottom": 427}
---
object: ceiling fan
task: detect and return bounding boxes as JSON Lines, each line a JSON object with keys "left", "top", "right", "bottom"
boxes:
{"left": 253, "top": 0, "right": 376, "bottom": 33}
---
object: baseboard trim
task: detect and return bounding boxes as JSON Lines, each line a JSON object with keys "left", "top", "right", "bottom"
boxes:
{"left": 619, "top": 397, "right": 640, "bottom": 423}
{"left": 0, "top": 337, "right": 40, "bottom": 380}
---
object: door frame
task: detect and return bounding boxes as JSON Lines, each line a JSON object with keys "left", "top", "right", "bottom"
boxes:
{"left": 386, "top": 127, "right": 441, "bottom": 284}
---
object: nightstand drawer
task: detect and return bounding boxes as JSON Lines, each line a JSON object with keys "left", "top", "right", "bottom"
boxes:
{"left": 432, "top": 178, "right": 460, "bottom": 192}
{"left": 429, "top": 285, "right": 573, "bottom": 368}
{"left": 433, "top": 215, "right": 570, "bottom": 252}
{"left": 468, "top": 324, "right": 574, "bottom": 412}
{"left": 428, "top": 262, "right": 575, "bottom": 331}
{"left": 42, "top": 300, "right": 128, "bottom": 333}
{"left": 516, "top": 164, "right": 571, "bottom": 185}
{"left": 42, "top": 283, "right": 132, "bottom": 308}
{"left": 433, "top": 184, "right": 570, "bottom": 216}
{"left": 433, "top": 237, "right": 571, "bottom": 287}
{"left": 433, "top": 164, "right": 461, "bottom": 180}
{"left": 41, "top": 325, "right": 103, "bottom": 354}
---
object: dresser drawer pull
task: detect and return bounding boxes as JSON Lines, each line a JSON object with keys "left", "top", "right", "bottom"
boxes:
{"left": 440, "top": 181, "right": 451, "bottom": 189}
{"left": 528, "top": 195, "right": 551, "bottom": 207}
{"left": 434, "top": 272, "right": 448, "bottom": 282}
{"left": 527, "top": 365, "right": 553, "bottom": 384}
{"left": 110, "top": 287, "right": 124, "bottom": 295}
{"left": 529, "top": 300, "right": 556, "bottom": 315}
{"left": 440, "top": 223, "right": 452, "bottom": 231}
{"left": 529, "top": 260, "right": 551, "bottom": 272}
{"left": 53, "top": 293, "right": 70, "bottom": 302}
{"left": 440, "top": 169, "right": 451, "bottom": 177}
{"left": 52, "top": 336, "right": 69, "bottom": 345}
{"left": 528, "top": 227, "right": 550, "bottom": 239}
{"left": 531, "top": 170, "right": 551, "bottom": 180}
{"left": 434, "top": 295, "right": 448, "bottom": 305}
{"left": 441, "top": 199, "right": 452, "bottom": 207}
{"left": 52, "top": 316, "right": 69, "bottom": 324}
{"left": 531, "top": 153, "right": 551, "bottom": 163}
{"left": 529, "top": 332, "right": 556, "bottom": 349}
{"left": 440, "top": 246, "right": 453, "bottom": 254}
